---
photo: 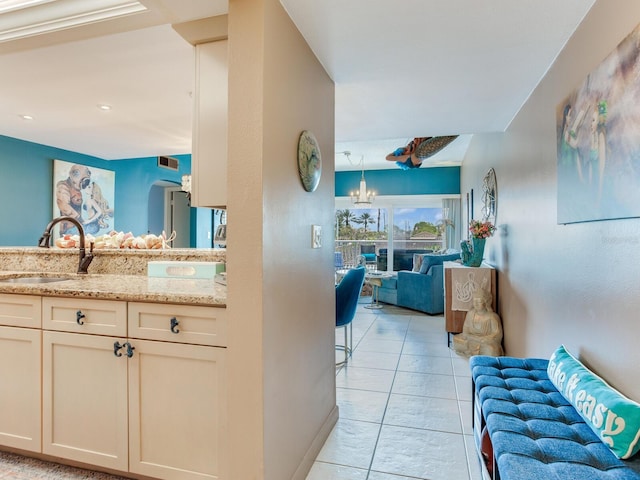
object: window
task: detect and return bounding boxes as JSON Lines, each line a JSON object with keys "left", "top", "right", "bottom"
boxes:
{"left": 335, "top": 207, "right": 387, "bottom": 268}
{"left": 335, "top": 195, "right": 460, "bottom": 271}
{"left": 392, "top": 207, "right": 443, "bottom": 253}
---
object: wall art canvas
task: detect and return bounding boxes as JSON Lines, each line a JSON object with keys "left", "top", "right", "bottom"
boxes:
{"left": 557, "top": 22, "right": 640, "bottom": 224}
{"left": 52, "top": 160, "right": 115, "bottom": 241}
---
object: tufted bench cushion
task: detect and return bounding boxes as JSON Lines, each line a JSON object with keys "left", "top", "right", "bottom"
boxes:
{"left": 471, "top": 355, "right": 640, "bottom": 480}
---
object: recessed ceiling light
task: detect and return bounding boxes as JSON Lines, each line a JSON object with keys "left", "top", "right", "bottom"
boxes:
{"left": 97, "top": 104, "right": 112, "bottom": 111}
{"left": 19, "top": 114, "right": 33, "bottom": 120}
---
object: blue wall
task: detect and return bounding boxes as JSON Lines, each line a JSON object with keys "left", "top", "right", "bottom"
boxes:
{"left": 335, "top": 166, "right": 460, "bottom": 196}
{"left": 0, "top": 133, "right": 458, "bottom": 247}
{"left": 111, "top": 154, "right": 191, "bottom": 234}
{"left": 0, "top": 135, "right": 193, "bottom": 246}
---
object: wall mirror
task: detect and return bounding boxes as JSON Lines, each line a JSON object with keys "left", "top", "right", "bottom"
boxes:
{"left": 481, "top": 168, "right": 497, "bottom": 223}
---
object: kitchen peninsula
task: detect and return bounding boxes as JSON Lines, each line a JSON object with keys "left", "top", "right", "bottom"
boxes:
{"left": 0, "top": 247, "right": 227, "bottom": 480}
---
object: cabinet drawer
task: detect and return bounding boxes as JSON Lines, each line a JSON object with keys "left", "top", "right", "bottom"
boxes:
{"left": 0, "top": 294, "right": 41, "bottom": 328}
{"left": 43, "top": 297, "right": 126, "bottom": 336}
{"left": 128, "top": 302, "right": 226, "bottom": 347}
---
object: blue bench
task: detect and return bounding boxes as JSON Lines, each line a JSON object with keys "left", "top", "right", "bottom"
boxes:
{"left": 470, "top": 355, "right": 640, "bottom": 479}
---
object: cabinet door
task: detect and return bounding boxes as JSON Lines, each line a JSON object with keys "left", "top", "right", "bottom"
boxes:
{"left": 0, "top": 326, "right": 41, "bottom": 452}
{"left": 42, "top": 331, "right": 128, "bottom": 471}
{"left": 191, "top": 40, "right": 228, "bottom": 208}
{"left": 129, "top": 339, "right": 227, "bottom": 480}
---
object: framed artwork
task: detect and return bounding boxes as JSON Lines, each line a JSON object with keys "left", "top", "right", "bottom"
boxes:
{"left": 556, "top": 21, "right": 640, "bottom": 224}
{"left": 52, "top": 160, "right": 115, "bottom": 241}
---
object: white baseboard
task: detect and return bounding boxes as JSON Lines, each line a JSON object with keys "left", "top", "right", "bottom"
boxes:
{"left": 290, "top": 405, "right": 339, "bottom": 480}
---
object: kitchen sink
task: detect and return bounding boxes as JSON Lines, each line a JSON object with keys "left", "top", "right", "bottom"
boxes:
{"left": 0, "top": 275, "right": 72, "bottom": 284}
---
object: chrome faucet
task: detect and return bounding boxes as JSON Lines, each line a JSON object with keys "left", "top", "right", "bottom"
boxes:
{"left": 38, "top": 216, "right": 94, "bottom": 274}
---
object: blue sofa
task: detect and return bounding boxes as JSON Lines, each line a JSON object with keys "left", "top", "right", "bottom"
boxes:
{"left": 471, "top": 355, "right": 640, "bottom": 479}
{"left": 377, "top": 252, "right": 461, "bottom": 315}
{"left": 376, "top": 248, "right": 433, "bottom": 271}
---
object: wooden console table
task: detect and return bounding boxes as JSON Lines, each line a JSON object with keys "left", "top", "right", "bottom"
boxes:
{"left": 444, "top": 262, "right": 497, "bottom": 336}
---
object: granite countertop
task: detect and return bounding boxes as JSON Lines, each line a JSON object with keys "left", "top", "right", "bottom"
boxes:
{"left": 0, "top": 247, "right": 226, "bottom": 306}
{"left": 0, "top": 271, "right": 226, "bottom": 306}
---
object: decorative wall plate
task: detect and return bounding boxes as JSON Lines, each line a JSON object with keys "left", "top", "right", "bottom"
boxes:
{"left": 297, "top": 130, "right": 322, "bottom": 192}
{"left": 481, "top": 167, "right": 497, "bottom": 223}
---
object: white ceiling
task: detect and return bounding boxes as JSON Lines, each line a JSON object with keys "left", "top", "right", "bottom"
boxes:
{"left": 0, "top": 0, "right": 595, "bottom": 169}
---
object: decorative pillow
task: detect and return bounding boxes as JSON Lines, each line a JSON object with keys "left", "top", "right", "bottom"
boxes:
{"left": 547, "top": 345, "right": 640, "bottom": 459}
{"left": 418, "top": 252, "right": 461, "bottom": 274}
{"left": 412, "top": 254, "right": 425, "bottom": 272}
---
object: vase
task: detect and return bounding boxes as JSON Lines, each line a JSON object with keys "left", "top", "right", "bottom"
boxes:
{"left": 463, "top": 237, "right": 486, "bottom": 267}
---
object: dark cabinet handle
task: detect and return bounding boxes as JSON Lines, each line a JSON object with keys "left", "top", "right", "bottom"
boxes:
{"left": 124, "top": 342, "right": 135, "bottom": 358}
{"left": 76, "top": 310, "right": 86, "bottom": 325}
{"left": 114, "top": 341, "right": 135, "bottom": 358}
{"left": 170, "top": 317, "right": 180, "bottom": 334}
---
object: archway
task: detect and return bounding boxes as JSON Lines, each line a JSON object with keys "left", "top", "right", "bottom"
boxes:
{"left": 148, "top": 181, "right": 191, "bottom": 248}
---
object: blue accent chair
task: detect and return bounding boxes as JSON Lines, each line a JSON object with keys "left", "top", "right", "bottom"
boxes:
{"left": 360, "top": 244, "right": 377, "bottom": 267}
{"left": 335, "top": 266, "right": 365, "bottom": 365}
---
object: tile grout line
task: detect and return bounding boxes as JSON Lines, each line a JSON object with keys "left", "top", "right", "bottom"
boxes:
{"left": 332, "top": 309, "right": 480, "bottom": 480}
{"left": 453, "top": 356, "right": 481, "bottom": 480}
{"left": 363, "top": 312, "right": 411, "bottom": 480}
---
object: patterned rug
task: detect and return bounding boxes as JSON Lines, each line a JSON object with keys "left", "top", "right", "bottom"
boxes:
{"left": 0, "top": 450, "right": 128, "bottom": 479}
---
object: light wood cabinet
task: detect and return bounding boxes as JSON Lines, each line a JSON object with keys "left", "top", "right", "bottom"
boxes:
{"left": 0, "top": 293, "right": 228, "bottom": 480}
{"left": 128, "top": 302, "right": 227, "bottom": 347}
{"left": 191, "top": 40, "right": 228, "bottom": 209}
{"left": 43, "top": 331, "right": 227, "bottom": 480}
{"left": 42, "top": 297, "right": 126, "bottom": 336}
{"left": 129, "top": 339, "right": 226, "bottom": 480}
{"left": 0, "top": 293, "right": 41, "bottom": 328}
{"left": 42, "top": 330, "right": 129, "bottom": 470}
{"left": 444, "top": 262, "right": 497, "bottom": 335}
{"left": 0, "top": 325, "right": 41, "bottom": 452}
{"left": 0, "top": 294, "right": 42, "bottom": 452}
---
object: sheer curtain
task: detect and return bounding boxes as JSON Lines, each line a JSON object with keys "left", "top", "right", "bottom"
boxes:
{"left": 442, "top": 198, "right": 461, "bottom": 251}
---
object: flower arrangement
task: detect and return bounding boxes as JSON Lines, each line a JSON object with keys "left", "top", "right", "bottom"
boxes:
{"left": 469, "top": 220, "right": 496, "bottom": 239}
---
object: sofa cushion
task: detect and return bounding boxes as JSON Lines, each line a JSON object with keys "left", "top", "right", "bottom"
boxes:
{"left": 412, "top": 253, "right": 425, "bottom": 272}
{"left": 548, "top": 345, "right": 640, "bottom": 459}
{"left": 418, "top": 252, "right": 461, "bottom": 274}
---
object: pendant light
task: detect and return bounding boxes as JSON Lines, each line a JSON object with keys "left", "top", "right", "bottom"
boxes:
{"left": 344, "top": 151, "right": 375, "bottom": 206}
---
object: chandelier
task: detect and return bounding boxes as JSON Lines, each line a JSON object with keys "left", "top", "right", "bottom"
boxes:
{"left": 343, "top": 151, "right": 375, "bottom": 206}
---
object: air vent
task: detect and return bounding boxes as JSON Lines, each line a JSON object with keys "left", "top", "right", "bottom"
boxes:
{"left": 158, "top": 156, "right": 179, "bottom": 171}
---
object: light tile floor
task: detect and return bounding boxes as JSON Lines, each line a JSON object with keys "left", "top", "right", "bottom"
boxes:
{"left": 306, "top": 301, "right": 483, "bottom": 480}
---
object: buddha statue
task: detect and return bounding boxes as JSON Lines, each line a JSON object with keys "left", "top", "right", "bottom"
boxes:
{"left": 453, "top": 288, "right": 503, "bottom": 357}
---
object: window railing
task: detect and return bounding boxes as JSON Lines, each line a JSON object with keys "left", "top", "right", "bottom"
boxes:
{"left": 335, "top": 239, "right": 443, "bottom": 270}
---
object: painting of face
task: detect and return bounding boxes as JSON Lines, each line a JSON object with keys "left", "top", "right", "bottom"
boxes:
{"left": 556, "top": 22, "right": 640, "bottom": 224}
